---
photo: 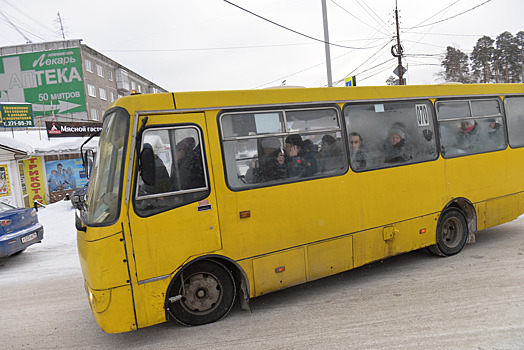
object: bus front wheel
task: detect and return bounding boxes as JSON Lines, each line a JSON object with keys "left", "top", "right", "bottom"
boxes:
{"left": 168, "top": 260, "right": 236, "bottom": 326}
{"left": 428, "top": 208, "right": 468, "bottom": 257}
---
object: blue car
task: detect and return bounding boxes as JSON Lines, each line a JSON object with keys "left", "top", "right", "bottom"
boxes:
{"left": 0, "top": 202, "right": 44, "bottom": 258}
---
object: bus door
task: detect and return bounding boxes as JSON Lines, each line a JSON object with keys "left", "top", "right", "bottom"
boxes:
{"left": 127, "top": 113, "right": 221, "bottom": 283}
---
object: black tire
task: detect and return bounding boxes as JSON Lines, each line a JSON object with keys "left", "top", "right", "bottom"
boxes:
{"left": 428, "top": 208, "right": 469, "bottom": 257}
{"left": 167, "top": 260, "right": 236, "bottom": 326}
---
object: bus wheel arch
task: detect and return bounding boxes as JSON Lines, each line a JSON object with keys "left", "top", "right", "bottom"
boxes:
{"left": 165, "top": 256, "right": 249, "bottom": 326}
{"left": 429, "top": 198, "right": 476, "bottom": 257}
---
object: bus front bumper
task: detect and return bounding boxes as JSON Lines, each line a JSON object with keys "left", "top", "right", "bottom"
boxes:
{"left": 85, "top": 282, "right": 137, "bottom": 333}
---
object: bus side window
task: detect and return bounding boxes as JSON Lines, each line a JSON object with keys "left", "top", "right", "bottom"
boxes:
{"left": 344, "top": 100, "right": 438, "bottom": 170}
{"left": 220, "top": 107, "right": 346, "bottom": 189}
{"left": 134, "top": 127, "right": 209, "bottom": 217}
{"left": 436, "top": 98, "right": 506, "bottom": 158}
{"left": 504, "top": 96, "right": 524, "bottom": 148}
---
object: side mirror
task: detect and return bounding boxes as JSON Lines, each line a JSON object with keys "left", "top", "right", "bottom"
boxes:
{"left": 140, "top": 147, "right": 156, "bottom": 186}
{"left": 75, "top": 212, "right": 86, "bottom": 232}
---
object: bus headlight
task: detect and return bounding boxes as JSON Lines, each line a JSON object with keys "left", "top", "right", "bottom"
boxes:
{"left": 86, "top": 285, "right": 112, "bottom": 313}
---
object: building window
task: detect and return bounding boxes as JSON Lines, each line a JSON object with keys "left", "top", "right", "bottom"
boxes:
{"left": 138, "top": 85, "right": 142, "bottom": 93}
{"left": 108, "top": 70, "right": 113, "bottom": 81}
{"left": 85, "top": 59, "right": 93, "bottom": 73}
{"left": 131, "top": 81, "right": 137, "bottom": 91}
{"left": 97, "top": 64, "right": 104, "bottom": 77}
{"left": 91, "top": 109, "right": 99, "bottom": 121}
{"left": 110, "top": 91, "right": 115, "bottom": 102}
{"left": 99, "top": 88, "right": 107, "bottom": 101}
{"left": 87, "top": 84, "right": 96, "bottom": 97}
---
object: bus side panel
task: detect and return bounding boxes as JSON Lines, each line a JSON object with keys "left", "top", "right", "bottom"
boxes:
{"left": 506, "top": 148, "right": 524, "bottom": 199}
{"left": 445, "top": 152, "right": 506, "bottom": 204}
{"left": 356, "top": 161, "right": 445, "bottom": 230}
{"left": 253, "top": 247, "right": 306, "bottom": 296}
{"left": 484, "top": 194, "right": 520, "bottom": 229}
{"left": 134, "top": 279, "right": 171, "bottom": 329}
{"left": 352, "top": 214, "right": 437, "bottom": 268}
{"left": 307, "top": 235, "right": 353, "bottom": 280}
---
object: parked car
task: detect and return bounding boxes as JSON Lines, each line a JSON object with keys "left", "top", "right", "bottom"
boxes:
{"left": 71, "top": 184, "right": 88, "bottom": 210}
{"left": 0, "top": 202, "right": 44, "bottom": 258}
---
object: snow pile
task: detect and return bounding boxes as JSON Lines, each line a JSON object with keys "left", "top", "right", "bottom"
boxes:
{"left": 0, "top": 199, "right": 80, "bottom": 284}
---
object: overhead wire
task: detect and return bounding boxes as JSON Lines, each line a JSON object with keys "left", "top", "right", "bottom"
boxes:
{"left": 330, "top": 0, "right": 390, "bottom": 36}
{"left": 402, "top": 0, "right": 492, "bottom": 30}
{"left": 353, "top": 0, "right": 391, "bottom": 35}
{"left": 222, "top": 0, "right": 378, "bottom": 50}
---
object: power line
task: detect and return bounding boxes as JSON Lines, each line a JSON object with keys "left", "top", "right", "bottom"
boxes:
{"left": 403, "top": 0, "right": 492, "bottom": 30}
{"left": 333, "top": 38, "right": 395, "bottom": 85}
{"left": 353, "top": 0, "right": 391, "bottom": 35}
{"left": 330, "top": 0, "right": 390, "bottom": 36}
{"left": 222, "top": 0, "right": 379, "bottom": 50}
{"left": 102, "top": 39, "right": 389, "bottom": 53}
{"left": 408, "top": 0, "right": 461, "bottom": 29}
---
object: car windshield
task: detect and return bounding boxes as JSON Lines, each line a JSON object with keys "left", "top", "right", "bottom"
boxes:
{"left": 0, "top": 201, "right": 16, "bottom": 212}
{"left": 83, "top": 109, "right": 129, "bottom": 225}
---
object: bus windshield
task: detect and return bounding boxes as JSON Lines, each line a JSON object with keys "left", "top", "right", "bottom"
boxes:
{"left": 83, "top": 108, "right": 129, "bottom": 225}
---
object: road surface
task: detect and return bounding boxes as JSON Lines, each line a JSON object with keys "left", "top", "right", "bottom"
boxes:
{"left": 1, "top": 219, "right": 524, "bottom": 349}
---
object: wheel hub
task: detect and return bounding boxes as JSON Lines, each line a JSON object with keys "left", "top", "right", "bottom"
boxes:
{"left": 183, "top": 273, "right": 221, "bottom": 312}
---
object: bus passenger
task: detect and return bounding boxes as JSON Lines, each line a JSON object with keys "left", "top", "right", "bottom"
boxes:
{"left": 284, "top": 134, "right": 318, "bottom": 177}
{"left": 348, "top": 132, "right": 367, "bottom": 170}
{"left": 456, "top": 120, "right": 480, "bottom": 151}
{"left": 141, "top": 143, "right": 170, "bottom": 194}
{"left": 382, "top": 124, "right": 413, "bottom": 164}
{"left": 251, "top": 137, "right": 287, "bottom": 183}
{"left": 318, "top": 135, "right": 341, "bottom": 172}
{"left": 172, "top": 137, "right": 205, "bottom": 190}
{"left": 487, "top": 118, "right": 504, "bottom": 147}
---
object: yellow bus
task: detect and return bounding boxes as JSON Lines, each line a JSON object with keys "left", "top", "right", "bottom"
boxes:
{"left": 76, "top": 83, "right": 524, "bottom": 333}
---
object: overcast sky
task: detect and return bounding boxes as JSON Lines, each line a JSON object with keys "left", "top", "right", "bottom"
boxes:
{"left": 1, "top": 0, "right": 523, "bottom": 92}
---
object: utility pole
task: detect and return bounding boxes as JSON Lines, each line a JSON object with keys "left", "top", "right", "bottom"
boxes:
{"left": 321, "top": 0, "right": 333, "bottom": 87}
{"left": 393, "top": 0, "right": 404, "bottom": 85}
{"left": 57, "top": 12, "right": 66, "bottom": 40}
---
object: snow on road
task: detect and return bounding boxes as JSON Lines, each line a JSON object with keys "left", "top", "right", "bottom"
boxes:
{"left": 0, "top": 200, "right": 79, "bottom": 284}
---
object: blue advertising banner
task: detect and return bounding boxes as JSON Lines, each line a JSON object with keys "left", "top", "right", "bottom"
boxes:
{"left": 45, "top": 159, "right": 87, "bottom": 193}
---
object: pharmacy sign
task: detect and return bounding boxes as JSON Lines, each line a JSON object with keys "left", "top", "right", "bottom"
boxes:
{"left": 0, "top": 47, "right": 86, "bottom": 117}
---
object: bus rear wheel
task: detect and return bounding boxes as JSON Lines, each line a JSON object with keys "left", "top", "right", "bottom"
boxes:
{"left": 428, "top": 208, "right": 468, "bottom": 257}
{"left": 168, "top": 260, "right": 236, "bottom": 326}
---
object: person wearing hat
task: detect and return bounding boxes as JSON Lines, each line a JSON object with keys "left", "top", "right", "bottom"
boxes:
{"left": 456, "top": 119, "right": 481, "bottom": 151}
{"left": 487, "top": 118, "right": 504, "bottom": 147}
{"left": 382, "top": 123, "right": 413, "bottom": 164}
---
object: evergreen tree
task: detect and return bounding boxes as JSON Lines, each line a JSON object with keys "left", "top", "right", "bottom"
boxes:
{"left": 495, "top": 31, "right": 520, "bottom": 83}
{"left": 440, "top": 46, "right": 470, "bottom": 83}
{"left": 471, "top": 36, "right": 495, "bottom": 83}
{"left": 515, "top": 31, "right": 524, "bottom": 82}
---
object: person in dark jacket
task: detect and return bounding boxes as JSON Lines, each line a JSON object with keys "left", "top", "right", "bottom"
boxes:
{"left": 348, "top": 132, "right": 367, "bottom": 170}
{"left": 284, "top": 134, "right": 318, "bottom": 177}
{"left": 252, "top": 137, "right": 287, "bottom": 183}
{"left": 172, "top": 137, "right": 205, "bottom": 190}
{"left": 382, "top": 124, "right": 413, "bottom": 164}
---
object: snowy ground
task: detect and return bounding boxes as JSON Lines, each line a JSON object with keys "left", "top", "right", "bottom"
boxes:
{"left": 1, "top": 200, "right": 524, "bottom": 349}
{"left": 0, "top": 200, "right": 80, "bottom": 285}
